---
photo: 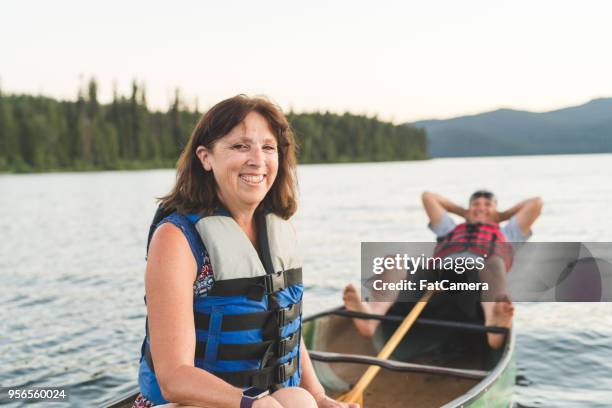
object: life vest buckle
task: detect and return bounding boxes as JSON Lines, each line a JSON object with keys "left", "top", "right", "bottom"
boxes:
{"left": 264, "top": 271, "right": 286, "bottom": 293}
{"left": 275, "top": 358, "right": 294, "bottom": 383}
{"left": 275, "top": 305, "right": 290, "bottom": 327}
{"left": 274, "top": 302, "right": 302, "bottom": 327}
{"left": 276, "top": 332, "right": 296, "bottom": 356}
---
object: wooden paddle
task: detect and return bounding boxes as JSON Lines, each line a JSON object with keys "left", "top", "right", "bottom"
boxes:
{"left": 336, "top": 290, "right": 435, "bottom": 406}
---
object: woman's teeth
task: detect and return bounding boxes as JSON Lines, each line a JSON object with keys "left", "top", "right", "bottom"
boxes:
{"left": 240, "top": 175, "right": 265, "bottom": 184}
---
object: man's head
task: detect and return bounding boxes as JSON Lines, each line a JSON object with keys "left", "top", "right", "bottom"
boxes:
{"left": 466, "top": 190, "right": 497, "bottom": 224}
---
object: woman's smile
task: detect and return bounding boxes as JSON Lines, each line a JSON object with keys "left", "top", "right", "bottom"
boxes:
{"left": 239, "top": 173, "right": 266, "bottom": 185}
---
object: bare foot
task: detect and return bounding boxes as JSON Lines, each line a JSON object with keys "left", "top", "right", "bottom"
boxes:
{"left": 482, "top": 295, "right": 514, "bottom": 349}
{"left": 342, "top": 283, "right": 380, "bottom": 337}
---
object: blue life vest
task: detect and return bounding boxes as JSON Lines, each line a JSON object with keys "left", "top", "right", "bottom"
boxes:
{"left": 138, "top": 208, "right": 304, "bottom": 405}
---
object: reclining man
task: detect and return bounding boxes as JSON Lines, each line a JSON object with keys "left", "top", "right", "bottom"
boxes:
{"left": 343, "top": 190, "right": 543, "bottom": 349}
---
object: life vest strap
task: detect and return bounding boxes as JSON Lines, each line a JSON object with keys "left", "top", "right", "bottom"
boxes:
{"left": 144, "top": 329, "right": 300, "bottom": 376}
{"left": 214, "top": 355, "right": 299, "bottom": 388}
{"left": 433, "top": 222, "right": 513, "bottom": 271}
{"left": 208, "top": 267, "right": 302, "bottom": 299}
{"left": 442, "top": 231, "right": 497, "bottom": 242}
{"left": 195, "top": 330, "right": 300, "bottom": 361}
{"left": 194, "top": 302, "right": 302, "bottom": 332}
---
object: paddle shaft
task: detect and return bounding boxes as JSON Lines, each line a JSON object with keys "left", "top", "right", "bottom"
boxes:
{"left": 339, "top": 290, "right": 434, "bottom": 404}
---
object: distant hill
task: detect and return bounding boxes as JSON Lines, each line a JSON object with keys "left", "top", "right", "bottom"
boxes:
{"left": 410, "top": 98, "right": 612, "bottom": 157}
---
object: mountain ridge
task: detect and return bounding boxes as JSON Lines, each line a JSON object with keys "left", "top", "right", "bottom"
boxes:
{"left": 410, "top": 98, "right": 612, "bottom": 157}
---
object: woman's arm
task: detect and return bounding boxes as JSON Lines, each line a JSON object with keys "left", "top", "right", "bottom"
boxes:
{"left": 146, "top": 223, "right": 245, "bottom": 407}
{"left": 299, "top": 338, "right": 359, "bottom": 408}
{"left": 298, "top": 337, "right": 325, "bottom": 399}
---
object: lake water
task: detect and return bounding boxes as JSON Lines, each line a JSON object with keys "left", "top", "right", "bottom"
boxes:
{"left": 1, "top": 153, "right": 612, "bottom": 407}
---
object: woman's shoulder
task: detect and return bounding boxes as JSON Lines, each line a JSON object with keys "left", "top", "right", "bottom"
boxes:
{"left": 147, "top": 207, "right": 197, "bottom": 250}
{"left": 155, "top": 211, "right": 200, "bottom": 240}
{"left": 149, "top": 211, "right": 206, "bottom": 269}
{"left": 158, "top": 211, "right": 195, "bottom": 228}
{"left": 148, "top": 218, "right": 196, "bottom": 262}
{"left": 161, "top": 210, "right": 202, "bottom": 237}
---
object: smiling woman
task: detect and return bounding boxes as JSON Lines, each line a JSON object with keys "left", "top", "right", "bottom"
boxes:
{"left": 158, "top": 95, "right": 297, "bottom": 219}
{"left": 195, "top": 112, "right": 280, "bottom": 226}
{"left": 133, "top": 95, "right": 357, "bottom": 408}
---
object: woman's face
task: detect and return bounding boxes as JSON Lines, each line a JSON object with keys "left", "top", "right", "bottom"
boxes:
{"left": 197, "top": 111, "right": 279, "bottom": 214}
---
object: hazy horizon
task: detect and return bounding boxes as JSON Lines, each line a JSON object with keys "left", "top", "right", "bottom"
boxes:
{"left": 3, "top": 0, "right": 611, "bottom": 123}
{"left": 2, "top": 83, "right": 608, "bottom": 125}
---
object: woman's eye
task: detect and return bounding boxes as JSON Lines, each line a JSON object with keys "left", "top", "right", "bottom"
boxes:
{"left": 232, "top": 144, "right": 248, "bottom": 150}
{"left": 264, "top": 145, "right": 277, "bottom": 152}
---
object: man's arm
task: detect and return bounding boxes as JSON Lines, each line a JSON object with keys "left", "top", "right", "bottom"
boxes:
{"left": 498, "top": 197, "right": 543, "bottom": 235}
{"left": 421, "top": 191, "right": 467, "bottom": 225}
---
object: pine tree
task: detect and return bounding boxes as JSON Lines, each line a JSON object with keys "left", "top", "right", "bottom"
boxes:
{"left": 169, "top": 88, "right": 183, "bottom": 155}
{"left": 0, "top": 84, "right": 17, "bottom": 170}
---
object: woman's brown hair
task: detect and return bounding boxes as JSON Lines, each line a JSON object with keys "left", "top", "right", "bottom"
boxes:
{"left": 159, "top": 95, "right": 298, "bottom": 219}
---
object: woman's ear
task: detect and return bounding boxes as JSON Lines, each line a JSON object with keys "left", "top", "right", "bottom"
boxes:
{"left": 195, "top": 146, "right": 212, "bottom": 171}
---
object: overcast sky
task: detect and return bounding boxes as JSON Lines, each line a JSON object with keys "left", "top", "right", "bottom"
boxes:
{"left": 2, "top": 0, "right": 611, "bottom": 122}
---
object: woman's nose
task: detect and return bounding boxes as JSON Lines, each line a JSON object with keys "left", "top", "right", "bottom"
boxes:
{"left": 247, "top": 145, "right": 264, "bottom": 166}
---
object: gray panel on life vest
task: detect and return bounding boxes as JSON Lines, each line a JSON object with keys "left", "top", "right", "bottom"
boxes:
{"left": 194, "top": 216, "right": 267, "bottom": 281}
{"left": 266, "top": 214, "right": 302, "bottom": 273}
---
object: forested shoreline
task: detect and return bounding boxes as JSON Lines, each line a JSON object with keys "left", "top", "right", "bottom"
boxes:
{"left": 0, "top": 80, "right": 428, "bottom": 173}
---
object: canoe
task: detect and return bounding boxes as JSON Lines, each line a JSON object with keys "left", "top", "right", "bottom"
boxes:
{"left": 102, "top": 306, "right": 514, "bottom": 408}
{"left": 302, "top": 307, "right": 514, "bottom": 408}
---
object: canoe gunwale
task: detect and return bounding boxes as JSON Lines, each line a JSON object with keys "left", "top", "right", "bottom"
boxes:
{"left": 306, "top": 307, "right": 510, "bottom": 334}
